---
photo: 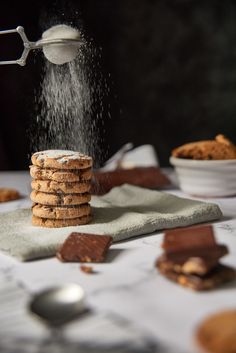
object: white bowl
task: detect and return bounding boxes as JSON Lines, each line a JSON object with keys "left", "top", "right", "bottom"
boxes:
{"left": 170, "top": 156, "right": 236, "bottom": 197}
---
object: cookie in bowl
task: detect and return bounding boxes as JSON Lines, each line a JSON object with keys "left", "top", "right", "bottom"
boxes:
{"left": 170, "top": 135, "right": 236, "bottom": 197}
{"left": 172, "top": 134, "right": 236, "bottom": 160}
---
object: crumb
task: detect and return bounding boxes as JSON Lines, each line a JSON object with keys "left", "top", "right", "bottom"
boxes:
{"left": 80, "top": 265, "right": 95, "bottom": 274}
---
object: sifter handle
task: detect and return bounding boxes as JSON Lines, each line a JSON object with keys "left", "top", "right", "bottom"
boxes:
{"left": 0, "top": 26, "right": 32, "bottom": 66}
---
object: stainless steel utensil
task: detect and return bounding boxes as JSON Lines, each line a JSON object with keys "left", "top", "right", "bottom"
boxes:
{"left": 0, "top": 26, "right": 81, "bottom": 66}
{"left": 29, "top": 283, "right": 86, "bottom": 327}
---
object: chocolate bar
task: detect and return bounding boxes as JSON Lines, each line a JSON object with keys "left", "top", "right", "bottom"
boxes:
{"left": 57, "top": 232, "right": 113, "bottom": 262}
{"left": 156, "top": 244, "right": 228, "bottom": 275}
{"left": 158, "top": 263, "right": 236, "bottom": 291}
{"left": 91, "top": 167, "right": 170, "bottom": 195}
{"left": 162, "top": 225, "right": 216, "bottom": 253}
{"left": 156, "top": 224, "right": 236, "bottom": 290}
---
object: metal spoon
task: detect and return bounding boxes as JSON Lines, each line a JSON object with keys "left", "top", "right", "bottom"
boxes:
{"left": 29, "top": 283, "right": 86, "bottom": 328}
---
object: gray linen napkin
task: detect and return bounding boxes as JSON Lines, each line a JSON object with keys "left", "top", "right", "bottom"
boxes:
{"left": 0, "top": 184, "right": 222, "bottom": 261}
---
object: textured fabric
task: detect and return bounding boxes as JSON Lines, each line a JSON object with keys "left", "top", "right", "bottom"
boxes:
{"left": 0, "top": 185, "right": 222, "bottom": 261}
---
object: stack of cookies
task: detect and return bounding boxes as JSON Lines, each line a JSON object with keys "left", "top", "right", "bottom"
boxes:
{"left": 30, "top": 150, "right": 93, "bottom": 228}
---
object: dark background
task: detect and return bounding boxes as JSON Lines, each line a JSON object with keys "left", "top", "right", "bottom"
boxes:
{"left": 1, "top": 0, "right": 236, "bottom": 170}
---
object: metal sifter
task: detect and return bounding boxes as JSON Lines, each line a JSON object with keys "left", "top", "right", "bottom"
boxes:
{"left": 0, "top": 25, "right": 82, "bottom": 66}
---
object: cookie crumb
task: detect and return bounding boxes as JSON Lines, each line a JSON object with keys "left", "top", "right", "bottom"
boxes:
{"left": 80, "top": 265, "right": 95, "bottom": 274}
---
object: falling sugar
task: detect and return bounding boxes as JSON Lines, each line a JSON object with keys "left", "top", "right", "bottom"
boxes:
{"left": 33, "top": 36, "right": 108, "bottom": 167}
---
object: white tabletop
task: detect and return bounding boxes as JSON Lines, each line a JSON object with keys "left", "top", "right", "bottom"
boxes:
{"left": 0, "top": 170, "right": 236, "bottom": 353}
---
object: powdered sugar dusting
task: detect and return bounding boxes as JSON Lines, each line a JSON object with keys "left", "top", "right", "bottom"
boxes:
{"left": 33, "top": 150, "right": 91, "bottom": 163}
{"left": 32, "top": 36, "right": 109, "bottom": 168}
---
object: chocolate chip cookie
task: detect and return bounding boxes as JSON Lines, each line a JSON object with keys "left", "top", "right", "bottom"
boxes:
{"left": 172, "top": 135, "right": 236, "bottom": 160}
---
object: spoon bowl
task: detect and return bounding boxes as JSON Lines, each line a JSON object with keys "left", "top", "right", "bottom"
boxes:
{"left": 29, "top": 284, "right": 85, "bottom": 327}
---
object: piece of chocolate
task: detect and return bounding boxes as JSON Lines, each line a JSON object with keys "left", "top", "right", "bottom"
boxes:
{"left": 57, "top": 233, "right": 113, "bottom": 262}
{"left": 158, "top": 263, "right": 236, "bottom": 291}
{"left": 162, "top": 225, "right": 216, "bottom": 253}
{"left": 91, "top": 166, "right": 170, "bottom": 195}
{"left": 156, "top": 244, "right": 228, "bottom": 275}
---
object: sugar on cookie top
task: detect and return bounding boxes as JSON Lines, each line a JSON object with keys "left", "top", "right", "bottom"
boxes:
{"left": 32, "top": 150, "right": 92, "bottom": 163}
{"left": 31, "top": 150, "right": 93, "bottom": 170}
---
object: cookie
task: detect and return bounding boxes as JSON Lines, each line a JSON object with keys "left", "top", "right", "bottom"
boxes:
{"left": 215, "top": 134, "right": 236, "bottom": 148}
{"left": 30, "top": 190, "right": 91, "bottom": 206}
{"left": 31, "top": 150, "right": 92, "bottom": 170}
{"left": 0, "top": 188, "right": 20, "bottom": 202}
{"left": 31, "top": 179, "right": 91, "bottom": 194}
{"left": 32, "top": 214, "right": 92, "bottom": 228}
{"left": 196, "top": 310, "right": 236, "bottom": 353}
{"left": 32, "top": 203, "right": 91, "bottom": 219}
{"left": 30, "top": 165, "right": 92, "bottom": 182}
{"left": 172, "top": 135, "right": 236, "bottom": 160}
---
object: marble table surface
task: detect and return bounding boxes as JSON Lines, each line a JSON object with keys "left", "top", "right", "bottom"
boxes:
{"left": 0, "top": 170, "right": 236, "bottom": 353}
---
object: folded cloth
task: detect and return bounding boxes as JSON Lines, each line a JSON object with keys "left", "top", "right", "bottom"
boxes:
{"left": 0, "top": 185, "right": 222, "bottom": 261}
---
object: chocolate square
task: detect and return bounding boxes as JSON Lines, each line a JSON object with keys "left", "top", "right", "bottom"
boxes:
{"left": 57, "top": 233, "right": 113, "bottom": 262}
{"left": 163, "top": 225, "right": 216, "bottom": 253}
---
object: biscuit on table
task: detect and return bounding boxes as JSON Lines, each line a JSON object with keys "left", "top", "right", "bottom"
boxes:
{"left": 30, "top": 190, "right": 91, "bottom": 206}
{"left": 32, "top": 214, "right": 92, "bottom": 228}
{"left": 172, "top": 135, "right": 236, "bottom": 160}
{"left": 30, "top": 165, "right": 92, "bottom": 182}
{"left": 31, "top": 179, "right": 91, "bottom": 194}
{"left": 196, "top": 310, "right": 236, "bottom": 353}
{"left": 31, "top": 150, "right": 92, "bottom": 170}
{"left": 0, "top": 188, "right": 20, "bottom": 202}
{"left": 32, "top": 203, "right": 91, "bottom": 219}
